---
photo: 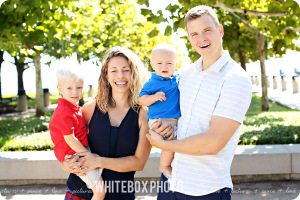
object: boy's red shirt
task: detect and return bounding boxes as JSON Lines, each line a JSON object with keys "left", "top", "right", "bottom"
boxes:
{"left": 49, "top": 98, "right": 88, "bottom": 162}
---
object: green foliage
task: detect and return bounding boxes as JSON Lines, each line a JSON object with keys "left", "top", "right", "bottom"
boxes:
{"left": 164, "top": 25, "right": 172, "bottom": 36}
{"left": 51, "top": 0, "right": 172, "bottom": 65}
{"left": 1, "top": 132, "right": 54, "bottom": 151}
{"left": 0, "top": 111, "right": 53, "bottom": 151}
{"left": 141, "top": 0, "right": 300, "bottom": 63}
{"left": 240, "top": 95, "right": 300, "bottom": 145}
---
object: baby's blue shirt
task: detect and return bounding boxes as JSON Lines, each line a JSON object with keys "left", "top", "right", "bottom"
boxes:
{"left": 139, "top": 72, "right": 181, "bottom": 121}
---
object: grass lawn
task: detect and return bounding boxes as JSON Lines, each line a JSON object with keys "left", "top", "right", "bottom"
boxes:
{"left": 0, "top": 94, "right": 299, "bottom": 151}
{"left": 240, "top": 95, "right": 300, "bottom": 145}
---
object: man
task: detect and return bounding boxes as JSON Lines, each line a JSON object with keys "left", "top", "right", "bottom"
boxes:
{"left": 146, "top": 5, "right": 252, "bottom": 200}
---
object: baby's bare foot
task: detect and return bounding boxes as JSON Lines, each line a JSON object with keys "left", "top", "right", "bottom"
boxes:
{"left": 159, "top": 166, "right": 172, "bottom": 175}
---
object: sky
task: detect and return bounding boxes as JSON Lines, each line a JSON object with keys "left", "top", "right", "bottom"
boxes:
{"left": 1, "top": 0, "right": 300, "bottom": 95}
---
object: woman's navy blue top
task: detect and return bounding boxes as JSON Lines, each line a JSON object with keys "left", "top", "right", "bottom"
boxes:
{"left": 67, "top": 106, "right": 140, "bottom": 200}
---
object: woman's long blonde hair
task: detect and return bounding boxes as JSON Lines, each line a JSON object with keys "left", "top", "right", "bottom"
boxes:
{"left": 95, "top": 46, "right": 148, "bottom": 113}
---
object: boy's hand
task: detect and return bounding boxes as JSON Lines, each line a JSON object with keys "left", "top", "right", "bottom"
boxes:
{"left": 154, "top": 91, "right": 166, "bottom": 102}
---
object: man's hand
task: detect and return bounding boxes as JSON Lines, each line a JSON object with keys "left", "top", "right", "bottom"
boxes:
{"left": 146, "top": 129, "right": 166, "bottom": 148}
{"left": 154, "top": 91, "right": 166, "bottom": 102}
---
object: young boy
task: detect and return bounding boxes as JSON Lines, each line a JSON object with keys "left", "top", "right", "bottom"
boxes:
{"left": 49, "top": 66, "right": 105, "bottom": 200}
{"left": 139, "top": 43, "right": 181, "bottom": 175}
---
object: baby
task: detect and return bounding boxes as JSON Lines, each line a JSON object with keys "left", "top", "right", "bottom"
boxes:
{"left": 49, "top": 66, "right": 105, "bottom": 200}
{"left": 139, "top": 43, "right": 181, "bottom": 175}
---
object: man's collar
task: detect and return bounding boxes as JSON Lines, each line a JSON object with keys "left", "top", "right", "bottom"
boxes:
{"left": 195, "top": 50, "right": 231, "bottom": 73}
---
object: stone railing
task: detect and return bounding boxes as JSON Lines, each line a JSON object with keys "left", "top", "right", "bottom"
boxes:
{"left": 1, "top": 144, "right": 299, "bottom": 185}
{"left": 250, "top": 75, "right": 299, "bottom": 94}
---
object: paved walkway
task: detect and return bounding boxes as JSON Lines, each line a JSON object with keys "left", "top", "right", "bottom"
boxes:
{"left": 0, "top": 181, "right": 300, "bottom": 200}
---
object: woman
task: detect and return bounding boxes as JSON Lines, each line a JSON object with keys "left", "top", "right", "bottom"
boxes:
{"left": 62, "top": 46, "right": 152, "bottom": 200}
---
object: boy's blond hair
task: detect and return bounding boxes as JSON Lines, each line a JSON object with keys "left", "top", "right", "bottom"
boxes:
{"left": 151, "top": 43, "right": 178, "bottom": 61}
{"left": 184, "top": 5, "right": 220, "bottom": 31}
{"left": 56, "top": 64, "right": 84, "bottom": 85}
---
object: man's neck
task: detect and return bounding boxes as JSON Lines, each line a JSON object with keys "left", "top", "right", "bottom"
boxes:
{"left": 202, "top": 50, "right": 224, "bottom": 71}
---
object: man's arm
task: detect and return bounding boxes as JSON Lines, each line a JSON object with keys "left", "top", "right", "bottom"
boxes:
{"left": 139, "top": 91, "right": 166, "bottom": 107}
{"left": 147, "top": 115, "right": 240, "bottom": 156}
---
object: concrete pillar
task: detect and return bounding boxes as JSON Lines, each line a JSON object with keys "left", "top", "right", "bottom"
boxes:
{"left": 43, "top": 88, "right": 51, "bottom": 107}
{"left": 267, "top": 76, "right": 273, "bottom": 90}
{"left": 273, "top": 76, "right": 278, "bottom": 89}
{"left": 251, "top": 76, "right": 255, "bottom": 85}
{"left": 88, "top": 85, "right": 93, "bottom": 97}
{"left": 255, "top": 76, "right": 260, "bottom": 86}
{"left": 281, "top": 76, "right": 287, "bottom": 91}
{"left": 292, "top": 76, "right": 299, "bottom": 93}
{"left": 17, "top": 89, "right": 27, "bottom": 112}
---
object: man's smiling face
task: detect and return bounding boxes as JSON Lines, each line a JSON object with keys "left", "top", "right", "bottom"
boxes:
{"left": 187, "top": 14, "right": 224, "bottom": 64}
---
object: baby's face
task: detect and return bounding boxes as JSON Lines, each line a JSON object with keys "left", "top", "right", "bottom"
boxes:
{"left": 151, "top": 51, "right": 178, "bottom": 78}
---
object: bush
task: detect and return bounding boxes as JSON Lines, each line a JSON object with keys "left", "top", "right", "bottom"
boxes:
{"left": 240, "top": 111, "right": 300, "bottom": 145}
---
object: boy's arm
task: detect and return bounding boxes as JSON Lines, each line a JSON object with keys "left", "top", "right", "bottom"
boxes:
{"left": 64, "top": 134, "right": 89, "bottom": 153}
{"left": 139, "top": 92, "right": 166, "bottom": 106}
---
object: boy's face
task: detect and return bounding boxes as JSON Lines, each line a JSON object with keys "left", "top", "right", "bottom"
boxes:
{"left": 187, "top": 15, "right": 224, "bottom": 63}
{"left": 57, "top": 79, "right": 84, "bottom": 105}
{"left": 151, "top": 51, "right": 178, "bottom": 78}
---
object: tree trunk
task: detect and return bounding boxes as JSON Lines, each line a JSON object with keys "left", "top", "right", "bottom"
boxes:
{"left": 256, "top": 31, "right": 269, "bottom": 111}
{"left": 33, "top": 52, "right": 44, "bottom": 116}
{"left": 238, "top": 50, "right": 246, "bottom": 71}
{"left": 14, "top": 56, "right": 25, "bottom": 91}
{"left": 0, "top": 51, "right": 4, "bottom": 101}
{"left": 77, "top": 54, "right": 84, "bottom": 107}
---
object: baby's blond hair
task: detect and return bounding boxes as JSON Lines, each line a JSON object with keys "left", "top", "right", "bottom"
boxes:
{"left": 56, "top": 64, "right": 84, "bottom": 85}
{"left": 151, "top": 43, "right": 178, "bottom": 61}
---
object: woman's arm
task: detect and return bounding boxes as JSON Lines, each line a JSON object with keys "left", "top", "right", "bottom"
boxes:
{"left": 78, "top": 108, "right": 152, "bottom": 173}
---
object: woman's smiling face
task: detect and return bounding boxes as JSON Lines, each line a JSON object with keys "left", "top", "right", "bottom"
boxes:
{"left": 106, "top": 56, "right": 132, "bottom": 94}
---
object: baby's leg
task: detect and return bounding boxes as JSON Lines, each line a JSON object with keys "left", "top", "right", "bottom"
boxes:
{"left": 91, "top": 176, "right": 105, "bottom": 200}
{"left": 159, "top": 150, "right": 174, "bottom": 175}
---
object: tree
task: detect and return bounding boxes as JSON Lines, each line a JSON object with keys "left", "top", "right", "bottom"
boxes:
{"left": 46, "top": 0, "right": 172, "bottom": 105}
{"left": 138, "top": 0, "right": 300, "bottom": 111}
{"left": 58, "top": 0, "right": 172, "bottom": 64}
{"left": 0, "top": 50, "right": 4, "bottom": 101}
{"left": 0, "top": 0, "right": 76, "bottom": 116}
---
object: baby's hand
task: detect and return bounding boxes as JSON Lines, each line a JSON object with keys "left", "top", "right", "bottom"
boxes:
{"left": 154, "top": 91, "right": 166, "bottom": 102}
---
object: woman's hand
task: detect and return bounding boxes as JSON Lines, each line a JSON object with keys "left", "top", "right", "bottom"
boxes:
{"left": 61, "top": 154, "right": 87, "bottom": 176}
{"left": 77, "top": 152, "right": 101, "bottom": 174}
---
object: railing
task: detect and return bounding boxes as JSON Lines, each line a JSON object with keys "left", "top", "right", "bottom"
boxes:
{"left": 250, "top": 75, "right": 299, "bottom": 94}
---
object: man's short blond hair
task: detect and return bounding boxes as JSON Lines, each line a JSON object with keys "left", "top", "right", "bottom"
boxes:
{"left": 56, "top": 64, "right": 84, "bottom": 85}
{"left": 184, "top": 5, "right": 220, "bottom": 31}
{"left": 151, "top": 43, "right": 178, "bottom": 61}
